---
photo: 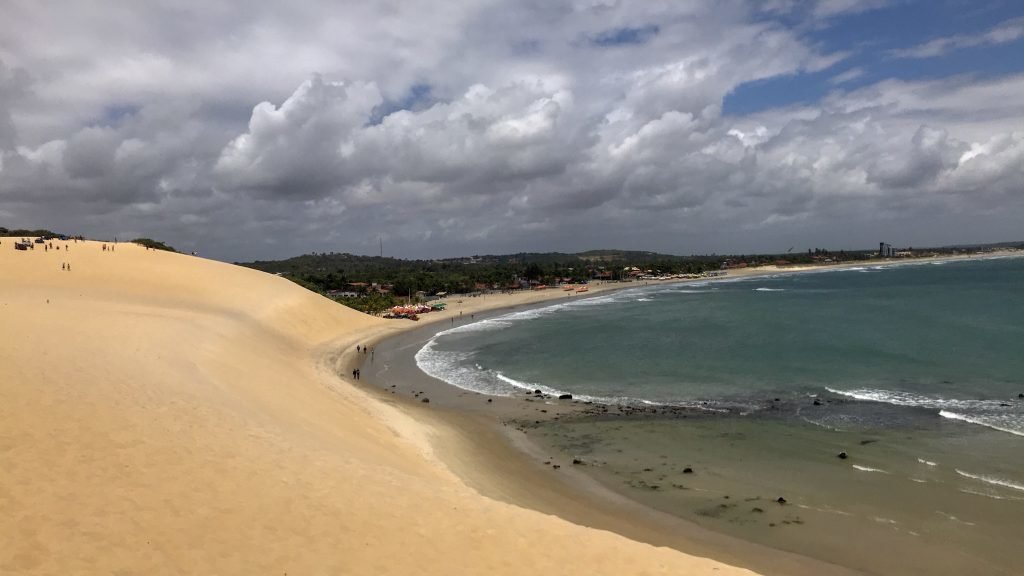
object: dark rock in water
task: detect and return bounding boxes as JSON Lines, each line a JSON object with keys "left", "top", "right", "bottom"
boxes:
{"left": 558, "top": 393, "right": 573, "bottom": 400}
{"left": 1000, "top": 402, "right": 1012, "bottom": 407}
{"left": 859, "top": 439, "right": 878, "bottom": 445}
{"left": 773, "top": 398, "right": 780, "bottom": 402}
{"left": 421, "top": 398, "right": 430, "bottom": 403}
{"left": 552, "top": 464, "right": 560, "bottom": 470}
{"left": 487, "top": 398, "right": 493, "bottom": 403}
{"left": 643, "top": 468, "right": 653, "bottom": 472}
{"left": 534, "top": 389, "right": 542, "bottom": 394}
{"left": 1019, "top": 393, "right": 1024, "bottom": 398}
{"left": 776, "top": 497, "right": 787, "bottom": 505}
{"left": 572, "top": 458, "right": 583, "bottom": 465}
{"left": 813, "top": 399, "right": 822, "bottom": 406}
{"left": 683, "top": 467, "right": 694, "bottom": 474}
{"left": 838, "top": 451, "right": 848, "bottom": 460}
{"left": 751, "top": 507, "right": 764, "bottom": 513}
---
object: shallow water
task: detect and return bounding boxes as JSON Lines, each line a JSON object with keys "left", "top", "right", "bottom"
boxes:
{"left": 416, "top": 256, "right": 1024, "bottom": 575}
{"left": 526, "top": 413, "right": 1024, "bottom": 575}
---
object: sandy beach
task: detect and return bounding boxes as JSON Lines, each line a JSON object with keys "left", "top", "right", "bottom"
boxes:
{"left": 4, "top": 240, "right": 1016, "bottom": 574}
{"left": 355, "top": 249, "right": 1024, "bottom": 576}
{"left": 1, "top": 238, "right": 771, "bottom": 575}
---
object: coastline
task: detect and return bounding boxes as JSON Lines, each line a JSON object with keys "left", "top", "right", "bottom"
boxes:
{"left": 353, "top": 250, "right": 1023, "bottom": 576}
{"left": 357, "top": 308, "right": 863, "bottom": 576}
{"left": 4, "top": 241, "right": 1016, "bottom": 574}
{"left": 3, "top": 240, "right": 764, "bottom": 575}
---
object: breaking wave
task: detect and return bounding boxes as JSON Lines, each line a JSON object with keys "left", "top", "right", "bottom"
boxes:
{"left": 955, "top": 469, "right": 1024, "bottom": 492}
{"left": 826, "top": 387, "right": 1024, "bottom": 437}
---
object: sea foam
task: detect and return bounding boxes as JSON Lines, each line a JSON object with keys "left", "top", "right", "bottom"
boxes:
{"left": 954, "top": 469, "right": 1024, "bottom": 493}
{"left": 826, "top": 387, "right": 1024, "bottom": 436}
{"left": 852, "top": 465, "right": 890, "bottom": 474}
{"left": 938, "top": 411, "right": 1024, "bottom": 438}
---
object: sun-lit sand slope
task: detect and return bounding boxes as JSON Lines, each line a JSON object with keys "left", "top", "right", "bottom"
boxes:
{"left": 0, "top": 240, "right": 755, "bottom": 575}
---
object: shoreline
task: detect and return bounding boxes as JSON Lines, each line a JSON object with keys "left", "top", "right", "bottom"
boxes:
{"left": 5, "top": 239, "right": 772, "bottom": 575}
{"left": 348, "top": 250, "right": 1022, "bottom": 575}
{"left": 5, "top": 239, "right": 1017, "bottom": 574}
{"left": 358, "top": 311, "right": 864, "bottom": 576}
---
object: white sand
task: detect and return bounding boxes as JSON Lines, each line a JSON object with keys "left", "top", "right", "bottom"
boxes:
{"left": 0, "top": 239, "right": 758, "bottom": 575}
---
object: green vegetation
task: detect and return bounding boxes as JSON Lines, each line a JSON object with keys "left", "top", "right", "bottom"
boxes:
{"left": 131, "top": 238, "right": 177, "bottom": 252}
{"left": 334, "top": 293, "right": 402, "bottom": 315}
{"left": 240, "top": 250, "right": 724, "bottom": 299}
{"left": 1, "top": 227, "right": 64, "bottom": 238}
{"left": 239, "top": 241, "right": 1022, "bottom": 316}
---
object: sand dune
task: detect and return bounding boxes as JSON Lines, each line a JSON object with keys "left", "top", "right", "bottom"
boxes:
{"left": 0, "top": 239, "right": 756, "bottom": 575}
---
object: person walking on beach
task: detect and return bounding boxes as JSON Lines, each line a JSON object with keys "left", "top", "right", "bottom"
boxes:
{"left": 357, "top": 345, "right": 361, "bottom": 354}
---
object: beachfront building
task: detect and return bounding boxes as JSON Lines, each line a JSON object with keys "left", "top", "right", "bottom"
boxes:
{"left": 879, "top": 242, "right": 895, "bottom": 257}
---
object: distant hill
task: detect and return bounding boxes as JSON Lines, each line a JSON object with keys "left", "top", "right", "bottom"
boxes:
{"left": 237, "top": 240, "right": 1020, "bottom": 299}
{"left": 0, "top": 227, "right": 65, "bottom": 238}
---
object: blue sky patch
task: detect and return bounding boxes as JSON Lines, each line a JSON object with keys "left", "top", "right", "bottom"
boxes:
{"left": 590, "top": 24, "right": 660, "bottom": 47}
{"left": 724, "top": 0, "right": 1024, "bottom": 116}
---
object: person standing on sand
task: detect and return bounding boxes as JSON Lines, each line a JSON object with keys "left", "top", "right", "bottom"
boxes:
{"left": 357, "top": 345, "right": 361, "bottom": 353}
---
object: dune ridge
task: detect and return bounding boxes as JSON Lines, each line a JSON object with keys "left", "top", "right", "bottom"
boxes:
{"left": 1, "top": 240, "right": 755, "bottom": 575}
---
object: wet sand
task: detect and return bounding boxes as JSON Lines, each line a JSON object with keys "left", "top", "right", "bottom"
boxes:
{"left": 362, "top": 324, "right": 864, "bottom": 576}
{"left": 1, "top": 239, "right": 761, "bottom": 576}
{"left": 6, "top": 239, "right": 1014, "bottom": 574}
{"left": 360, "top": 253, "right": 1024, "bottom": 576}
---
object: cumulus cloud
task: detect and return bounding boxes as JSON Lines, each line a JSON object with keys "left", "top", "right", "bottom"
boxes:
{"left": 1, "top": 0, "right": 1023, "bottom": 260}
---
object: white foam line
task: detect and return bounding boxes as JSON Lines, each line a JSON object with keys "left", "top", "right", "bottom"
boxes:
{"left": 955, "top": 469, "right": 1024, "bottom": 492}
{"left": 917, "top": 458, "right": 938, "bottom": 467}
{"left": 936, "top": 511, "right": 976, "bottom": 526}
{"left": 939, "top": 411, "right": 1024, "bottom": 438}
{"left": 959, "top": 488, "right": 1024, "bottom": 501}
{"left": 797, "top": 504, "right": 853, "bottom": 516}
{"left": 852, "top": 465, "right": 890, "bottom": 474}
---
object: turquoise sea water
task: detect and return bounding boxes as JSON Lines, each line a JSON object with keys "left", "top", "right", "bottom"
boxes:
{"left": 417, "top": 256, "right": 1024, "bottom": 437}
{"left": 416, "top": 256, "right": 1024, "bottom": 574}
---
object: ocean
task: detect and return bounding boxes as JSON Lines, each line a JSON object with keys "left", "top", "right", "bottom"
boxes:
{"left": 415, "top": 255, "right": 1024, "bottom": 575}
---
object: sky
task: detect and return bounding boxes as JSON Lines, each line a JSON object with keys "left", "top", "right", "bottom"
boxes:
{"left": 1, "top": 0, "right": 1023, "bottom": 261}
